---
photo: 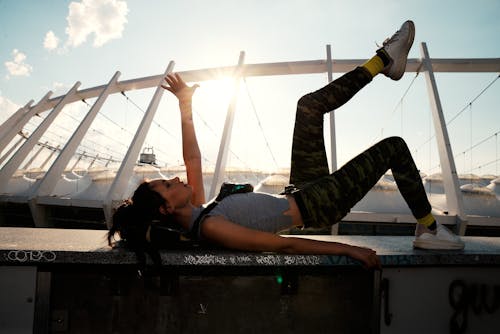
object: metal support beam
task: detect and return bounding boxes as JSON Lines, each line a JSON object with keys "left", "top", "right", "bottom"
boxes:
{"left": 0, "top": 136, "right": 25, "bottom": 166}
{"left": 104, "top": 62, "right": 175, "bottom": 225}
{"left": 209, "top": 52, "right": 246, "bottom": 199}
{"left": 33, "top": 72, "right": 120, "bottom": 198}
{"left": 21, "top": 142, "right": 48, "bottom": 170}
{"left": 39, "top": 145, "right": 60, "bottom": 170}
{"left": 86, "top": 154, "right": 99, "bottom": 170}
{"left": 0, "top": 84, "right": 79, "bottom": 191}
{"left": 326, "top": 45, "right": 340, "bottom": 236}
{"left": 0, "top": 92, "right": 52, "bottom": 154}
{"left": 104, "top": 155, "right": 113, "bottom": 168}
{"left": 0, "top": 100, "right": 33, "bottom": 145}
{"left": 70, "top": 151, "right": 85, "bottom": 170}
{"left": 326, "top": 45, "right": 337, "bottom": 172}
{"left": 420, "top": 42, "right": 467, "bottom": 235}
{"left": 18, "top": 58, "right": 500, "bottom": 117}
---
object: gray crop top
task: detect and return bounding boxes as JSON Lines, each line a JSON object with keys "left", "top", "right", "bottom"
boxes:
{"left": 188, "top": 192, "right": 293, "bottom": 239}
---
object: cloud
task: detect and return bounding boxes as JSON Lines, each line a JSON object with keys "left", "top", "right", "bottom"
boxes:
{"left": 52, "top": 82, "right": 68, "bottom": 93}
{"left": 41, "top": 81, "right": 72, "bottom": 95}
{"left": 4, "top": 49, "right": 33, "bottom": 78}
{"left": 65, "top": 0, "right": 128, "bottom": 48}
{"left": 44, "top": 31, "right": 60, "bottom": 50}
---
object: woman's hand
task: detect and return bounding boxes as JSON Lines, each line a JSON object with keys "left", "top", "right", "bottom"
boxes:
{"left": 161, "top": 73, "right": 199, "bottom": 102}
{"left": 345, "top": 245, "right": 381, "bottom": 270}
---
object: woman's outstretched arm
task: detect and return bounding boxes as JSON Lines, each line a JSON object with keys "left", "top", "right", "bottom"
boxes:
{"left": 162, "top": 73, "right": 205, "bottom": 206}
{"left": 201, "top": 216, "right": 381, "bottom": 269}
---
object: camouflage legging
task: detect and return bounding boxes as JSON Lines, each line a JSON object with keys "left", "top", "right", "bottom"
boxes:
{"left": 290, "top": 67, "right": 432, "bottom": 228}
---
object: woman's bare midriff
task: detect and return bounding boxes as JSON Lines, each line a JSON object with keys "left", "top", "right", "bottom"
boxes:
{"left": 283, "top": 195, "right": 304, "bottom": 227}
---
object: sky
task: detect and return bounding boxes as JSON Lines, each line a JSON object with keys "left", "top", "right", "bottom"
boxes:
{"left": 1, "top": 0, "right": 500, "bottom": 177}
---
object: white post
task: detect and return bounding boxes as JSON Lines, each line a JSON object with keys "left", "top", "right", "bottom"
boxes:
{"left": 0, "top": 100, "right": 33, "bottom": 145}
{"left": 0, "top": 92, "right": 53, "bottom": 154}
{"left": 326, "top": 45, "right": 337, "bottom": 172}
{"left": 32, "top": 72, "right": 120, "bottom": 198}
{"left": 0, "top": 136, "right": 26, "bottom": 166}
{"left": 104, "top": 156, "right": 113, "bottom": 167}
{"left": 209, "top": 52, "right": 246, "bottom": 199}
{"left": 326, "top": 45, "right": 340, "bottom": 236}
{"left": 0, "top": 83, "right": 79, "bottom": 190}
{"left": 104, "top": 62, "right": 175, "bottom": 225}
{"left": 420, "top": 42, "right": 467, "bottom": 235}
{"left": 39, "top": 145, "right": 60, "bottom": 170}
{"left": 70, "top": 152, "right": 85, "bottom": 170}
{"left": 86, "top": 154, "right": 99, "bottom": 170}
{"left": 21, "top": 142, "right": 48, "bottom": 170}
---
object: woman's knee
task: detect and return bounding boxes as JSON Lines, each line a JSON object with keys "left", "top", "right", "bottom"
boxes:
{"left": 383, "top": 136, "right": 408, "bottom": 149}
{"left": 297, "top": 93, "right": 314, "bottom": 109}
{"left": 296, "top": 93, "right": 326, "bottom": 119}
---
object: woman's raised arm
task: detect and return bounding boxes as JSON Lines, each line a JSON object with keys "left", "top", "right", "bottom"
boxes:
{"left": 162, "top": 73, "right": 205, "bottom": 206}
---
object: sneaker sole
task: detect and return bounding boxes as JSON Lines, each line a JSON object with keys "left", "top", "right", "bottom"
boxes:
{"left": 387, "top": 21, "right": 415, "bottom": 80}
{"left": 413, "top": 238, "right": 465, "bottom": 250}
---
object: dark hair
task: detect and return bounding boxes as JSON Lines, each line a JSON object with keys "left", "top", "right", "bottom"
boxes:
{"left": 107, "top": 181, "right": 165, "bottom": 247}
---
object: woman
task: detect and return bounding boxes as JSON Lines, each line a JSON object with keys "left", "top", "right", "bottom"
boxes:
{"left": 108, "top": 21, "right": 464, "bottom": 270}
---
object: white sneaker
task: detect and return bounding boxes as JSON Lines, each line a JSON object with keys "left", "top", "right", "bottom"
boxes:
{"left": 413, "top": 223, "right": 465, "bottom": 250}
{"left": 380, "top": 20, "right": 415, "bottom": 80}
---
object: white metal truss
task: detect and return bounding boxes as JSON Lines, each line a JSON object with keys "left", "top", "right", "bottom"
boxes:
{"left": 209, "top": 52, "right": 246, "bottom": 199}
{"left": 0, "top": 43, "right": 498, "bottom": 230}
{"left": 420, "top": 43, "right": 468, "bottom": 235}
{"left": 103, "top": 62, "right": 175, "bottom": 225}
{"left": 0, "top": 83, "right": 79, "bottom": 188}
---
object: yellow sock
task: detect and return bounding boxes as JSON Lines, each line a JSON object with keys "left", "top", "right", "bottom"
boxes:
{"left": 417, "top": 212, "right": 436, "bottom": 228}
{"left": 361, "top": 55, "right": 385, "bottom": 77}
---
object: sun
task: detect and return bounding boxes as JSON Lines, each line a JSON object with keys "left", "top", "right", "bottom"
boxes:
{"left": 192, "top": 77, "right": 240, "bottom": 117}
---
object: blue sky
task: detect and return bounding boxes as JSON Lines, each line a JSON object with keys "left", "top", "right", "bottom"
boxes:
{"left": 1, "top": 0, "right": 499, "bottom": 176}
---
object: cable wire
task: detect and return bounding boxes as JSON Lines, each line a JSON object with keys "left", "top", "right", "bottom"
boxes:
{"left": 243, "top": 78, "right": 280, "bottom": 170}
{"left": 445, "top": 74, "right": 499, "bottom": 126}
{"left": 371, "top": 72, "right": 420, "bottom": 144}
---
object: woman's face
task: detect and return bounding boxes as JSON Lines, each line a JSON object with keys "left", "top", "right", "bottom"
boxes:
{"left": 148, "top": 177, "right": 192, "bottom": 214}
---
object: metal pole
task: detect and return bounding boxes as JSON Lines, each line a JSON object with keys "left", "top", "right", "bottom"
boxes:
{"left": 0, "top": 84, "right": 79, "bottom": 189}
{"left": 33, "top": 72, "right": 120, "bottom": 198}
{"left": 420, "top": 42, "right": 467, "bottom": 235}
{"left": 70, "top": 152, "right": 85, "bottom": 171}
{"left": 104, "top": 62, "right": 175, "bottom": 226}
{"left": 86, "top": 154, "right": 99, "bottom": 170}
{"left": 0, "top": 100, "right": 33, "bottom": 145}
{"left": 39, "top": 145, "right": 60, "bottom": 170}
{"left": 209, "top": 51, "right": 246, "bottom": 199}
{"left": 327, "top": 45, "right": 340, "bottom": 235}
{"left": 0, "top": 92, "right": 52, "bottom": 154}
{"left": 326, "top": 45, "right": 337, "bottom": 172}
{"left": 0, "top": 136, "right": 26, "bottom": 166}
{"left": 21, "top": 142, "right": 48, "bottom": 170}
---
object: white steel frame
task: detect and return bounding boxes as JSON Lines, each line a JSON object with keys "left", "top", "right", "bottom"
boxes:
{"left": 0, "top": 43, "right": 498, "bottom": 231}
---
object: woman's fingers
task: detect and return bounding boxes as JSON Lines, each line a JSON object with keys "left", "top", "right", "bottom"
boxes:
{"left": 356, "top": 246, "right": 381, "bottom": 270}
{"left": 164, "top": 74, "right": 176, "bottom": 88}
{"left": 160, "top": 84, "right": 174, "bottom": 93}
{"left": 161, "top": 73, "right": 199, "bottom": 100}
{"left": 163, "top": 73, "right": 188, "bottom": 91}
{"left": 174, "top": 72, "right": 184, "bottom": 85}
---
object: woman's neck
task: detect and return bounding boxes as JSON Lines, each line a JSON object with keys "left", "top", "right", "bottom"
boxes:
{"left": 173, "top": 204, "right": 196, "bottom": 230}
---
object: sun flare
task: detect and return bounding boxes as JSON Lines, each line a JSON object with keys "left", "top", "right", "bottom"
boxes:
{"left": 193, "top": 77, "right": 239, "bottom": 115}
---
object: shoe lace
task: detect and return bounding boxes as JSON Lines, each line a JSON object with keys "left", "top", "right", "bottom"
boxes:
{"left": 383, "top": 30, "right": 401, "bottom": 46}
{"left": 375, "top": 37, "right": 392, "bottom": 49}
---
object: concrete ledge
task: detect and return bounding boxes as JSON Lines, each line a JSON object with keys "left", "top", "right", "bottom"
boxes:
{"left": 1, "top": 227, "right": 500, "bottom": 267}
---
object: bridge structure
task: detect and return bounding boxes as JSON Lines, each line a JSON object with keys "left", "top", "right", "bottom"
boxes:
{"left": 1, "top": 42, "right": 499, "bottom": 234}
{"left": 0, "top": 42, "right": 500, "bottom": 333}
